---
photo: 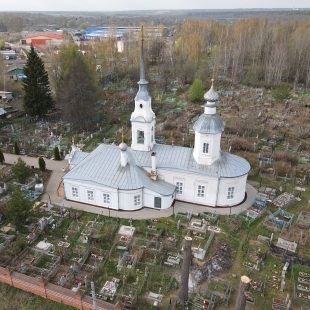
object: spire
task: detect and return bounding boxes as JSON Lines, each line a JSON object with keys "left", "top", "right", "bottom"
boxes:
{"left": 121, "top": 127, "right": 124, "bottom": 143}
{"left": 140, "top": 25, "right": 146, "bottom": 81}
{"left": 135, "top": 25, "right": 150, "bottom": 101}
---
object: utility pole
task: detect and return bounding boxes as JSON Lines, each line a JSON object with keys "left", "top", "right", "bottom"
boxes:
{"left": 91, "top": 281, "right": 97, "bottom": 310}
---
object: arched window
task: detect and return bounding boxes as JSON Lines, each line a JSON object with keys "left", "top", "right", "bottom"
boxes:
{"left": 203, "top": 143, "right": 209, "bottom": 154}
{"left": 137, "top": 130, "right": 144, "bottom": 144}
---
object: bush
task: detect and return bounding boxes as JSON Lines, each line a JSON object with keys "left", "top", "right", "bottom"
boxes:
{"left": 38, "top": 157, "right": 46, "bottom": 171}
{"left": 230, "top": 137, "right": 253, "bottom": 152}
{"left": 14, "top": 142, "right": 20, "bottom": 155}
{"left": 188, "top": 79, "right": 204, "bottom": 103}
{"left": 53, "top": 147, "right": 61, "bottom": 160}
{"left": 273, "top": 151, "right": 298, "bottom": 165}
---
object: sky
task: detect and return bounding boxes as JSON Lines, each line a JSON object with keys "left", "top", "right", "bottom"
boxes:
{"left": 1, "top": 0, "right": 309, "bottom": 11}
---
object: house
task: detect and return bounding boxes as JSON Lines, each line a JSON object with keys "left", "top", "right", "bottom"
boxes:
{"left": 7, "top": 65, "right": 25, "bottom": 81}
{"left": 62, "top": 31, "right": 250, "bottom": 212}
{"left": 20, "top": 33, "right": 63, "bottom": 47}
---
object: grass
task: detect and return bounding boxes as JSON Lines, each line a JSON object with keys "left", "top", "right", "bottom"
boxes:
{"left": 0, "top": 282, "right": 75, "bottom": 310}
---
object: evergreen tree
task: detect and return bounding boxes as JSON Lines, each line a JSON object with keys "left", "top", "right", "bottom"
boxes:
{"left": 188, "top": 79, "right": 205, "bottom": 102}
{"left": 0, "top": 149, "right": 4, "bottom": 164}
{"left": 14, "top": 141, "right": 20, "bottom": 155}
{"left": 22, "top": 45, "right": 54, "bottom": 118}
{"left": 5, "top": 190, "right": 32, "bottom": 228}
{"left": 51, "top": 43, "right": 98, "bottom": 129}
{"left": 38, "top": 157, "right": 46, "bottom": 171}
{"left": 53, "top": 147, "right": 61, "bottom": 160}
{"left": 272, "top": 82, "right": 291, "bottom": 102}
{"left": 11, "top": 157, "right": 32, "bottom": 183}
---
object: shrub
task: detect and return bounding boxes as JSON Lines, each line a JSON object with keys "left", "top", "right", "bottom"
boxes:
{"left": 38, "top": 157, "right": 46, "bottom": 171}
{"left": 53, "top": 147, "right": 61, "bottom": 160}
{"left": 273, "top": 151, "right": 298, "bottom": 165}
{"left": 230, "top": 137, "right": 253, "bottom": 152}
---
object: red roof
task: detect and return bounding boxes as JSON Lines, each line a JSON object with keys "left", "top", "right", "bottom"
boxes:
{"left": 24, "top": 33, "right": 63, "bottom": 40}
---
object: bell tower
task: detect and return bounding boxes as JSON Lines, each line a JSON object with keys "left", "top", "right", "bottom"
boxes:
{"left": 131, "top": 26, "right": 155, "bottom": 151}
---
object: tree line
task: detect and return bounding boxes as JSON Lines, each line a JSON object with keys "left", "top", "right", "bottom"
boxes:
{"left": 172, "top": 18, "right": 310, "bottom": 88}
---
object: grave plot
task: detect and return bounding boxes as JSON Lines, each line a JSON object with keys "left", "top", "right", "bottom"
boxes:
{"left": 296, "top": 211, "right": 310, "bottom": 229}
{"left": 246, "top": 193, "right": 268, "bottom": 221}
{"left": 293, "top": 265, "right": 310, "bottom": 304}
{"left": 174, "top": 211, "right": 192, "bottom": 223}
{"left": 272, "top": 295, "right": 291, "bottom": 310}
{"left": 273, "top": 192, "right": 296, "bottom": 208}
{"left": 190, "top": 295, "right": 216, "bottom": 310}
{"left": 225, "top": 216, "right": 243, "bottom": 232}
{"left": 98, "top": 277, "right": 121, "bottom": 301}
{"left": 117, "top": 253, "right": 137, "bottom": 273}
{"left": 10, "top": 247, "right": 60, "bottom": 279}
{"left": 81, "top": 248, "right": 106, "bottom": 273}
{"left": 189, "top": 219, "right": 207, "bottom": 234}
{"left": 202, "top": 278, "right": 232, "bottom": 308}
{"left": 275, "top": 238, "right": 297, "bottom": 253}
{"left": 243, "top": 240, "right": 268, "bottom": 271}
{"left": 202, "top": 211, "right": 219, "bottom": 224}
{"left": 264, "top": 209, "right": 294, "bottom": 232}
{"left": 143, "top": 266, "right": 177, "bottom": 296}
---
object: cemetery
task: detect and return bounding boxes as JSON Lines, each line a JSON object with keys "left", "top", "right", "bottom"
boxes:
{"left": 0, "top": 67, "right": 308, "bottom": 309}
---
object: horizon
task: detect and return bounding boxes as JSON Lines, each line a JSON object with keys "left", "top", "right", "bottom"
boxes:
{"left": 1, "top": 0, "right": 309, "bottom": 12}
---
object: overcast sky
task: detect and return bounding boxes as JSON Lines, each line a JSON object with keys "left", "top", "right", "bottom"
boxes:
{"left": 1, "top": 0, "right": 309, "bottom": 11}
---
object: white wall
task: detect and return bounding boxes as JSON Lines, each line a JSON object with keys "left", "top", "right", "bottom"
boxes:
{"left": 118, "top": 189, "right": 143, "bottom": 211}
{"left": 216, "top": 174, "right": 248, "bottom": 206}
{"left": 193, "top": 132, "right": 221, "bottom": 165}
{"left": 156, "top": 168, "right": 219, "bottom": 206}
{"left": 143, "top": 188, "right": 174, "bottom": 209}
{"left": 63, "top": 180, "right": 119, "bottom": 209}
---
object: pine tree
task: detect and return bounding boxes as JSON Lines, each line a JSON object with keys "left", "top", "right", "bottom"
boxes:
{"left": 22, "top": 45, "right": 54, "bottom": 118}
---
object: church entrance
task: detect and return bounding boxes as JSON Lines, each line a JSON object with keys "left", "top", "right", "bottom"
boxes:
{"left": 154, "top": 197, "right": 161, "bottom": 208}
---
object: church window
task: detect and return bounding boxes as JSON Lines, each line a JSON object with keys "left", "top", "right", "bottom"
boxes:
{"left": 134, "top": 195, "right": 141, "bottom": 206}
{"left": 72, "top": 187, "right": 78, "bottom": 198}
{"left": 87, "top": 190, "right": 94, "bottom": 201}
{"left": 203, "top": 143, "right": 209, "bottom": 154}
{"left": 137, "top": 130, "right": 144, "bottom": 144}
{"left": 197, "top": 185, "right": 205, "bottom": 198}
{"left": 227, "top": 187, "right": 235, "bottom": 199}
{"left": 103, "top": 193, "right": 110, "bottom": 204}
{"left": 176, "top": 182, "right": 183, "bottom": 194}
{"left": 140, "top": 104, "right": 143, "bottom": 108}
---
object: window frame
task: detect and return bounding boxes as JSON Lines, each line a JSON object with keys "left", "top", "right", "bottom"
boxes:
{"left": 72, "top": 187, "right": 78, "bottom": 198}
{"left": 203, "top": 142, "right": 209, "bottom": 154}
{"left": 87, "top": 190, "right": 94, "bottom": 201}
{"left": 103, "top": 193, "right": 110, "bottom": 204}
{"left": 227, "top": 187, "right": 235, "bottom": 200}
{"left": 197, "top": 185, "right": 205, "bottom": 198}
{"left": 175, "top": 181, "right": 184, "bottom": 195}
{"left": 134, "top": 195, "right": 141, "bottom": 206}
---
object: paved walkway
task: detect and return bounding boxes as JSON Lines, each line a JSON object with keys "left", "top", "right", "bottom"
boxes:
{"left": 4, "top": 153, "right": 257, "bottom": 219}
{"left": 4, "top": 153, "right": 66, "bottom": 204}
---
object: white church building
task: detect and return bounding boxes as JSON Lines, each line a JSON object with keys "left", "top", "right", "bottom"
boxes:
{"left": 62, "top": 34, "right": 251, "bottom": 211}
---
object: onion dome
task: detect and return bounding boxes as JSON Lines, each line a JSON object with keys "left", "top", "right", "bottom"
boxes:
{"left": 204, "top": 79, "right": 219, "bottom": 103}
